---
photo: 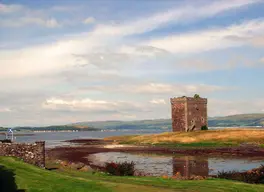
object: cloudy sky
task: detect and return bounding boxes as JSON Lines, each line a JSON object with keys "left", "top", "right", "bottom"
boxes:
{"left": 1, "top": 0, "right": 264, "bottom": 127}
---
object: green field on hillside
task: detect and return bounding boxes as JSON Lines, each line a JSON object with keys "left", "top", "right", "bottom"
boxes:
{"left": 1, "top": 157, "right": 264, "bottom": 192}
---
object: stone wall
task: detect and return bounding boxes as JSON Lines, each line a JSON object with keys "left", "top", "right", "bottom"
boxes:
{"left": 186, "top": 99, "right": 207, "bottom": 131}
{"left": 0, "top": 141, "right": 45, "bottom": 168}
{"left": 170, "top": 99, "right": 186, "bottom": 132}
{"left": 171, "top": 96, "right": 207, "bottom": 132}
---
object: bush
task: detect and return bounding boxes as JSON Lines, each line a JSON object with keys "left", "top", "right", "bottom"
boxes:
{"left": 105, "top": 161, "right": 135, "bottom": 176}
{"left": 217, "top": 165, "right": 264, "bottom": 184}
{"left": 201, "top": 125, "right": 208, "bottom": 130}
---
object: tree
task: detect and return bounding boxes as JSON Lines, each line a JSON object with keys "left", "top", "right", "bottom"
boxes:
{"left": 194, "top": 94, "right": 200, "bottom": 99}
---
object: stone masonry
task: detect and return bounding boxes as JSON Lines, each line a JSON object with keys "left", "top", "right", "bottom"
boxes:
{"left": 0, "top": 141, "right": 45, "bottom": 168}
{"left": 170, "top": 96, "right": 207, "bottom": 132}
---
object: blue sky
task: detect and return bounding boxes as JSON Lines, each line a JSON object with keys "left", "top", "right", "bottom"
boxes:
{"left": 0, "top": 0, "right": 264, "bottom": 126}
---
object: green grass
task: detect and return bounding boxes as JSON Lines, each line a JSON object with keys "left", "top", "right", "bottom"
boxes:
{"left": 1, "top": 157, "right": 264, "bottom": 192}
{"left": 150, "top": 141, "right": 239, "bottom": 148}
{"left": 118, "top": 140, "right": 238, "bottom": 148}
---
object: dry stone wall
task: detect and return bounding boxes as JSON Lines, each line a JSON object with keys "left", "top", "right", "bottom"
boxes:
{"left": 0, "top": 141, "right": 45, "bottom": 168}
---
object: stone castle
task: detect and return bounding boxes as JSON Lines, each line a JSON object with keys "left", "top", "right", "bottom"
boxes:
{"left": 170, "top": 96, "right": 208, "bottom": 132}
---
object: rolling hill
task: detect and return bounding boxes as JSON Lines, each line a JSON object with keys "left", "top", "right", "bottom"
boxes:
{"left": 71, "top": 113, "right": 264, "bottom": 130}
{"left": 1, "top": 113, "right": 263, "bottom": 131}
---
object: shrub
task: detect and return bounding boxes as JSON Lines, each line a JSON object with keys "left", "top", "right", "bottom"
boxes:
{"left": 0, "top": 139, "right": 12, "bottom": 143}
{"left": 217, "top": 165, "right": 264, "bottom": 184}
{"left": 201, "top": 125, "right": 208, "bottom": 130}
{"left": 105, "top": 161, "right": 135, "bottom": 176}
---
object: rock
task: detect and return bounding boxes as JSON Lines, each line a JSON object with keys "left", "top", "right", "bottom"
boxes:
{"left": 189, "top": 175, "right": 206, "bottom": 180}
{"left": 60, "top": 161, "right": 68, "bottom": 167}
{"left": 79, "top": 165, "right": 92, "bottom": 172}
{"left": 69, "top": 162, "right": 85, "bottom": 170}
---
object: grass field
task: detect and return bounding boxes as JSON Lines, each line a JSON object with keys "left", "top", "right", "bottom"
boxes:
{"left": 1, "top": 157, "right": 264, "bottom": 192}
{"left": 104, "top": 129, "right": 264, "bottom": 147}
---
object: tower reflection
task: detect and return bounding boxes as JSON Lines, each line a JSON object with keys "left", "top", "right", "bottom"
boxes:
{"left": 172, "top": 156, "right": 209, "bottom": 177}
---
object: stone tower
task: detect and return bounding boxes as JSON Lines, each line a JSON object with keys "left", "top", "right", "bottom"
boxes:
{"left": 170, "top": 96, "right": 208, "bottom": 132}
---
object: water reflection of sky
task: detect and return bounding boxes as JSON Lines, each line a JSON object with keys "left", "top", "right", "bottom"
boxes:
{"left": 87, "top": 152, "right": 264, "bottom": 177}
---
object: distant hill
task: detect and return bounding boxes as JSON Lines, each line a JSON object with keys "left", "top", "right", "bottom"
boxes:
{"left": 71, "top": 119, "right": 171, "bottom": 130}
{"left": 12, "top": 125, "right": 100, "bottom": 132}
{"left": 71, "top": 113, "right": 264, "bottom": 130}
{"left": 2, "top": 113, "right": 263, "bottom": 131}
{"left": 209, "top": 113, "right": 264, "bottom": 127}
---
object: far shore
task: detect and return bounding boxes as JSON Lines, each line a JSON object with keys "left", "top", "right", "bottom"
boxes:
{"left": 0, "top": 132, "right": 34, "bottom": 136}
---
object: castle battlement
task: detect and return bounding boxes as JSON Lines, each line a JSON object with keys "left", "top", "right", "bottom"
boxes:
{"left": 170, "top": 96, "right": 207, "bottom": 104}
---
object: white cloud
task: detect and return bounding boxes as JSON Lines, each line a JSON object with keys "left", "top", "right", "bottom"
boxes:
{"left": 127, "top": 83, "right": 227, "bottom": 95}
{"left": 86, "top": 0, "right": 261, "bottom": 37}
{"left": 83, "top": 17, "right": 95, "bottom": 24}
{"left": 0, "top": 108, "right": 12, "bottom": 113}
{"left": 0, "top": 0, "right": 263, "bottom": 126}
{"left": 249, "top": 35, "right": 264, "bottom": 47}
{"left": 43, "top": 97, "right": 146, "bottom": 113}
{"left": 46, "top": 18, "right": 60, "bottom": 28}
{"left": 73, "top": 83, "right": 229, "bottom": 97}
{"left": 1, "top": 1, "right": 263, "bottom": 79}
{"left": 150, "top": 99, "right": 166, "bottom": 104}
{"left": 0, "top": 3, "right": 61, "bottom": 28}
{"left": 209, "top": 98, "right": 264, "bottom": 117}
{"left": 43, "top": 98, "right": 115, "bottom": 111}
{"left": 142, "top": 19, "right": 264, "bottom": 54}
{"left": 0, "top": 17, "right": 60, "bottom": 28}
{"left": 0, "top": 3, "right": 24, "bottom": 14}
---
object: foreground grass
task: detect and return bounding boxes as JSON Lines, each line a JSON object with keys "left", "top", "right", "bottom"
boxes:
{"left": 104, "top": 129, "right": 264, "bottom": 147}
{"left": 1, "top": 157, "right": 264, "bottom": 192}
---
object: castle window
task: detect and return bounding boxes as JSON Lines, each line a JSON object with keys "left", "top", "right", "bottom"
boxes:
{"left": 201, "top": 117, "right": 205, "bottom": 123}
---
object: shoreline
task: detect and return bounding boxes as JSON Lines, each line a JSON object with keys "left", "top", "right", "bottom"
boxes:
{"left": 46, "top": 138, "right": 264, "bottom": 171}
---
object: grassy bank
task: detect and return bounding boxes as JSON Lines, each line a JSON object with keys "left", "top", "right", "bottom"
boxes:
{"left": 1, "top": 157, "right": 264, "bottom": 192}
{"left": 104, "top": 129, "right": 264, "bottom": 148}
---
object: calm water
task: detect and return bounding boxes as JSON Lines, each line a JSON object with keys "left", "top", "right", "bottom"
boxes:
{"left": 0, "top": 129, "right": 166, "bottom": 148}
{"left": 87, "top": 152, "right": 264, "bottom": 177}
{"left": 2, "top": 129, "right": 264, "bottom": 177}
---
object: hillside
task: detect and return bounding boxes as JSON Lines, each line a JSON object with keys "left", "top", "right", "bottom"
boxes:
{"left": 2, "top": 113, "right": 263, "bottom": 131}
{"left": 71, "top": 113, "right": 264, "bottom": 130}
{"left": 209, "top": 113, "right": 264, "bottom": 127}
{"left": 12, "top": 125, "right": 100, "bottom": 132}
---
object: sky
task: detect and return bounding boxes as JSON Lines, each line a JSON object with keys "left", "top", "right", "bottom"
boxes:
{"left": 1, "top": 0, "right": 264, "bottom": 127}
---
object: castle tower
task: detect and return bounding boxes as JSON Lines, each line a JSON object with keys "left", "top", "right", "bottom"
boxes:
{"left": 170, "top": 96, "right": 208, "bottom": 132}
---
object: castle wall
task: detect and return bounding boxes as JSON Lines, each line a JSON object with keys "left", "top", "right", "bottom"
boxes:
{"left": 0, "top": 141, "right": 45, "bottom": 168}
{"left": 171, "top": 99, "right": 187, "bottom": 131}
{"left": 171, "top": 97, "right": 207, "bottom": 132}
{"left": 186, "top": 99, "right": 207, "bottom": 131}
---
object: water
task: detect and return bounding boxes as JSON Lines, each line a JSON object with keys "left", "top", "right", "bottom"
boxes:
{"left": 87, "top": 152, "right": 264, "bottom": 177}
{"left": 0, "top": 129, "right": 166, "bottom": 148}
{"left": 1, "top": 129, "right": 264, "bottom": 177}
